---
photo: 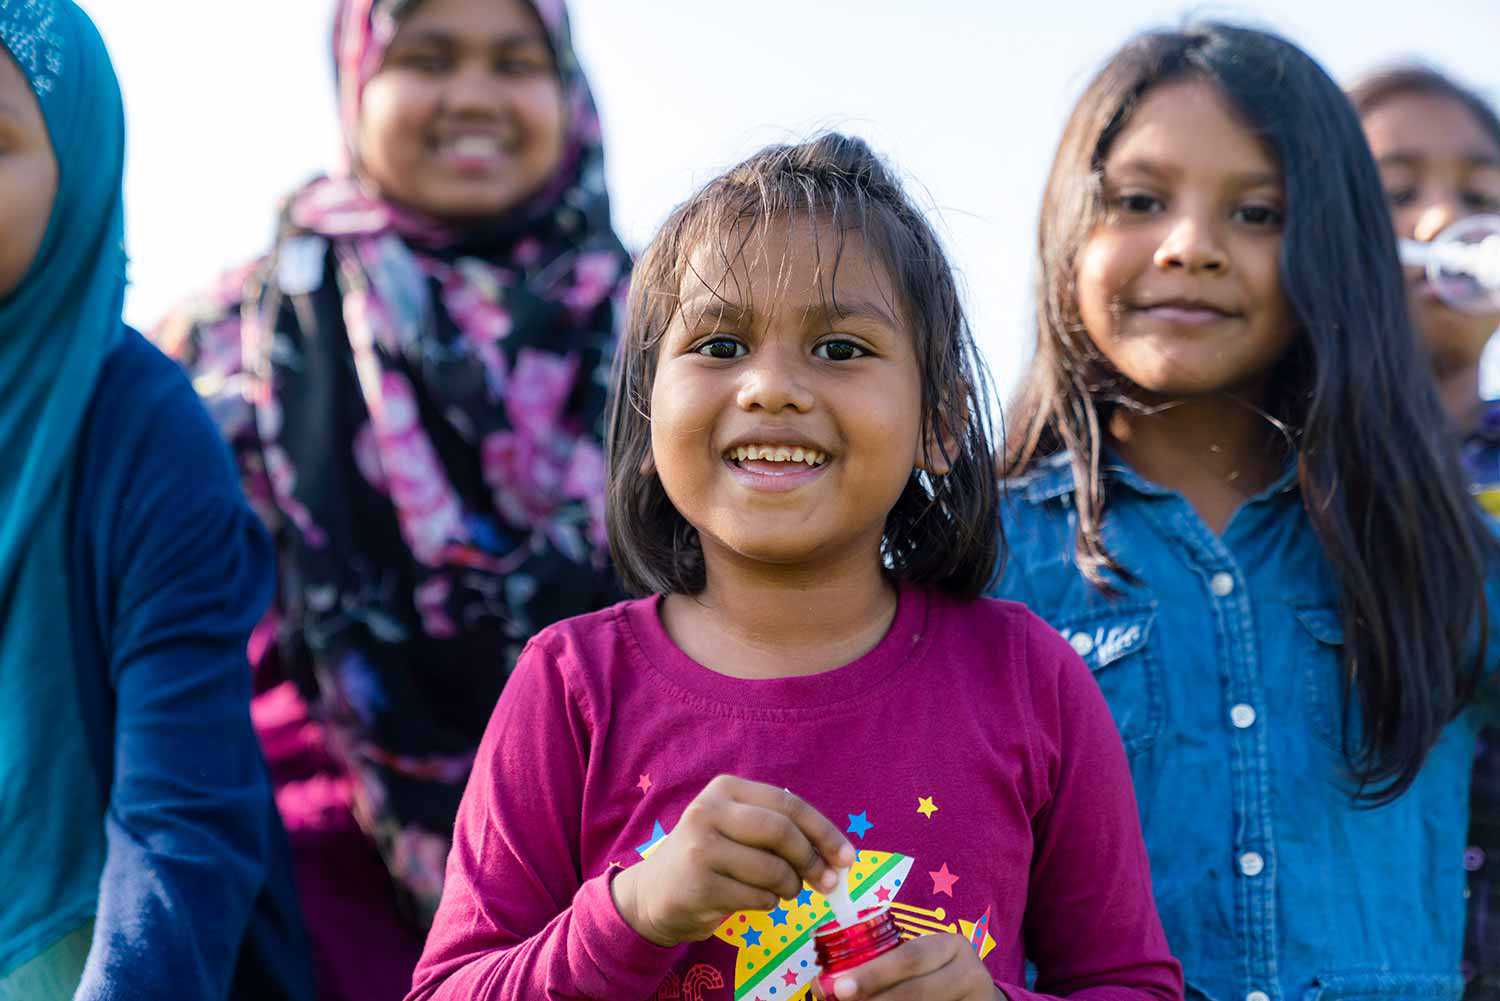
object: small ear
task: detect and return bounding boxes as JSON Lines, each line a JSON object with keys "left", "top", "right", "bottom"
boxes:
{"left": 915, "top": 409, "right": 963, "bottom": 476}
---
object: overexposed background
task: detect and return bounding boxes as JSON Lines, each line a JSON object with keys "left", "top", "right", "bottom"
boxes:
{"left": 84, "top": 0, "right": 1500, "bottom": 395}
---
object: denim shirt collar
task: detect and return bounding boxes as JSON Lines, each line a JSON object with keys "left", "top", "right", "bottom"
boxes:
{"left": 1019, "top": 448, "right": 1299, "bottom": 506}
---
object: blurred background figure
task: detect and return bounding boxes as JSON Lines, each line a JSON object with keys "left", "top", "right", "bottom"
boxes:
{"left": 153, "top": 0, "right": 629, "bottom": 997}
{"left": 0, "top": 2, "right": 311, "bottom": 999}
{"left": 1353, "top": 64, "right": 1500, "bottom": 1001}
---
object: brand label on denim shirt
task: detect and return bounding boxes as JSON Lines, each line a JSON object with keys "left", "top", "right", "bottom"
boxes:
{"left": 1061, "top": 621, "right": 1145, "bottom": 669}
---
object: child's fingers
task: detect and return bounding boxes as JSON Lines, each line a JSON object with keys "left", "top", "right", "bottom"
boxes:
{"left": 718, "top": 779, "right": 856, "bottom": 888}
{"left": 829, "top": 934, "right": 981, "bottom": 1000}
{"left": 697, "top": 871, "right": 783, "bottom": 921}
{"left": 707, "top": 833, "right": 805, "bottom": 903}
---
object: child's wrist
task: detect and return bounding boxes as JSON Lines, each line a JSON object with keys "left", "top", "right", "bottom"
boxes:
{"left": 609, "top": 864, "right": 676, "bottom": 948}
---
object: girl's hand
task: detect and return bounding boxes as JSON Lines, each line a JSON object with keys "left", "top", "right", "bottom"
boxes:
{"left": 827, "top": 933, "right": 1001, "bottom": 1000}
{"left": 610, "top": 775, "right": 856, "bottom": 947}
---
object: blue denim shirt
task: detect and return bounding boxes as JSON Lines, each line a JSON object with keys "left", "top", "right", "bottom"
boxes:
{"left": 992, "top": 452, "right": 1495, "bottom": 1001}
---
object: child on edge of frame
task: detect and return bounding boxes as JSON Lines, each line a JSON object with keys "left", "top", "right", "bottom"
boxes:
{"left": 405, "top": 134, "right": 1184, "bottom": 1001}
{"left": 1352, "top": 63, "right": 1500, "bottom": 999}
{"left": 993, "top": 22, "right": 1500, "bottom": 1001}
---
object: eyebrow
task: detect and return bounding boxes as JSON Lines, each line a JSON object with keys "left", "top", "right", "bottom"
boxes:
{"left": 676, "top": 294, "right": 901, "bottom": 331}
{"left": 1106, "top": 158, "right": 1282, "bottom": 188}
{"left": 820, "top": 296, "right": 901, "bottom": 330}
{"left": 1378, "top": 150, "right": 1500, "bottom": 169}
{"left": 392, "top": 29, "right": 548, "bottom": 49}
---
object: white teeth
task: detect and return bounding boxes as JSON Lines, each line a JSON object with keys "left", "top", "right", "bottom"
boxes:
{"left": 728, "top": 444, "right": 827, "bottom": 467}
{"left": 449, "top": 135, "right": 502, "bottom": 157}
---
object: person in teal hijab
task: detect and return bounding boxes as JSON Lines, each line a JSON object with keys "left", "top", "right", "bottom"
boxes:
{"left": 0, "top": 2, "right": 312, "bottom": 998}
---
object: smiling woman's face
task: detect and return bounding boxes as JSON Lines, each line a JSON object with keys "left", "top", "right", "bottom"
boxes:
{"left": 0, "top": 48, "right": 57, "bottom": 301}
{"left": 355, "top": 0, "right": 567, "bottom": 222}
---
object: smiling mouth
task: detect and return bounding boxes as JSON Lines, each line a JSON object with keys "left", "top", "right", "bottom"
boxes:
{"left": 725, "top": 444, "right": 829, "bottom": 468}
{"left": 1133, "top": 302, "right": 1237, "bottom": 324}
{"left": 432, "top": 134, "right": 513, "bottom": 163}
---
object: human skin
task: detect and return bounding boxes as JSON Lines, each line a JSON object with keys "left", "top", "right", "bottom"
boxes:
{"left": 357, "top": 0, "right": 566, "bottom": 222}
{"left": 0, "top": 47, "right": 58, "bottom": 300}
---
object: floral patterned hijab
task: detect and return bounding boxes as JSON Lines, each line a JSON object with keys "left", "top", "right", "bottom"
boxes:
{"left": 163, "top": 0, "right": 627, "bottom": 920}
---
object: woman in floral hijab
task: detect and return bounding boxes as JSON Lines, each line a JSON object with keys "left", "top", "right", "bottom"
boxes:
{"left": 157, "top": 0, "right": 628, "bottom": 995}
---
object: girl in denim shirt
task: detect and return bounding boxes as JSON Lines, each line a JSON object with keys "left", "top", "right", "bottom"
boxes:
{"left": 993, "top": 23, "right": 1500, "bottom": 1001}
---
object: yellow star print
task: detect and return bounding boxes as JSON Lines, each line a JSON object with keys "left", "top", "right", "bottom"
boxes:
{"left": 916, "top": 796, "right": 939, "bottom": 819}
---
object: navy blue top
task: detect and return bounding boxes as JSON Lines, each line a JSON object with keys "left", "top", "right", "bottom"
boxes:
{"left": 64, "top": 329, "right": 312, "bottom": 1000}
{"left": 993, "top": 452, "right": 1500, "bottom": 1001}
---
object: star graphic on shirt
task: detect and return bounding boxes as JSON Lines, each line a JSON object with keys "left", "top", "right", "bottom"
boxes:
{"left": 782, "top": 969, "right": 800, "bottom": 987}
{"left": 796, "top": 888, "right": 813, "bottom": 907}
{"left": 846, "top": 811, "right": 873, "bottom": 839}
{"left": 634, "top": 820, "right": 668, "bottom": 858}
{"left": 875, "top": 885, "right": 892, "bottom": 902}
{"left": 636, "top": 774, "right": 652, "bottom": 794}
{"left": 929, "top": 863, "right": 959, "bottom": 897}
{"left": 742, "top": 927, "right": 762, "bottom": 947}
{"left": 916, "top": 796, "right": 939, "bottom": 819}
{"left": 768, "top": 905, "right": 789, "bottom": 926}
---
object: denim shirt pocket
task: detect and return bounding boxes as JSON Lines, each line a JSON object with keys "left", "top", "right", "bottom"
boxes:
{"left": 1302, "top": 970, "right": 1463, "bottom": 1000}
{"left": 1296, "top": 606, "right": 1355, "bottom": 753}
{"left": 1052, "top": 602, "right": 1160, "bottom": 756}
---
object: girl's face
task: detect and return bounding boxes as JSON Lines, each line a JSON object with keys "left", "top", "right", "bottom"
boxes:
{"left": 357, "top": 0, "right": 566, "bottom": 222}
{"left": 648, "top": 218, "right": 926, "bottom": 576}
{"left": 0, "top": 50, "right": 56, "bottom": 300}
{"left": 1361, "top": 92, "right": 1500, "bottom": 372}
{"left": 1075, "top": 79, "right": 1295, "bottom": 401}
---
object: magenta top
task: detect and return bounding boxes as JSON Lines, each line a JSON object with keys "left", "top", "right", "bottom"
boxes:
{"left": 407, "top": 587, "right": 1183, "bottom": 1001}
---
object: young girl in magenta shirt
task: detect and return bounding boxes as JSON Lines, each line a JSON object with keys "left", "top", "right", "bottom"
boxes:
{"left": 407, "top": 135, "right": 1183, "bottom": 1001}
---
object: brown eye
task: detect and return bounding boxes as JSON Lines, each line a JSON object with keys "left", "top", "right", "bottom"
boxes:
{"left": 391, "top": 49, "right": 450, "bottom": 74}
{"left": 1234, "top": 204, "right": 1283, "bottom": 227}
{"left": 696, "top": 337, "right": 745, "bottom": 360}
{"left": 1117, "top": 193, "right": 1162, "bottom": 215}
{"left": 813, "top": 339, "right": 866, "bottom": 361}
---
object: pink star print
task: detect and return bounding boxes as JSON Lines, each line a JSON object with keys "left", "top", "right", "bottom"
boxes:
{"left": 637, "top": 774, "right": 652, "bottom": 793}
{"left": 782, "top": 969, "right": 800, "bottom": 987}
{"left": 875, "top": 886, "right": 892, "bottom": 902}
{"left": 929, "top": 863, "right": 959, "bottom": 897}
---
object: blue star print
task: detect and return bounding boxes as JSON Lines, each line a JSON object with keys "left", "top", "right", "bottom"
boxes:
{"left": 769, "top": 905, "right": 789, "bottom": 926}
{"left": 796, "top": 889, "right": 813, "bottom": 907}
{"left": 743, "top": 927, "right": 763, "bottom": 946}
{"left": 847, "top": 811, "right": 873, "bottom": 839}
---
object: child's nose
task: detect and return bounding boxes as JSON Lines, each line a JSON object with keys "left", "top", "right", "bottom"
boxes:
{"left": 1153, "top": 214, "right": 1228, "bottom": 274}
{"left": 735, "top": 356, "right": 814, "bottom": 413}
{"left": 1412, "top": 195, "right": 1462, "bottom": 244}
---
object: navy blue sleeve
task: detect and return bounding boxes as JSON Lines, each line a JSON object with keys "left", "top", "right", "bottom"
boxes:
{"left": 72, "top": 335, "right": 284, "bottom": 1001}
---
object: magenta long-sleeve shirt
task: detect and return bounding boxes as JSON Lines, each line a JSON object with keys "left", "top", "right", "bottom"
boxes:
{"left": 407, "top": 586, "right": 1182, "bottom": 1001}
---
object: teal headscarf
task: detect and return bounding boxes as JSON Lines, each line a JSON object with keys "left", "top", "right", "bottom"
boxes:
{"left": 0, "top": 0, "right": 127, "bottom": 981}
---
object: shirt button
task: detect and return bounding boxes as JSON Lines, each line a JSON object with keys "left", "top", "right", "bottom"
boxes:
{"left": 1210, "top": 572, "right": 1235, "bottom": 597}
{"left": 1247, "top": 992, "right": 1271, "bottom": 1001}
{"left": 1069, "top": 633, "right": 1094, "bottom": 657}
{"left": 1231, "top": 704, "right": 1257, "bottom": 729}
{"left": 1239, "top": 851, "right": 1265, "bottom": 877}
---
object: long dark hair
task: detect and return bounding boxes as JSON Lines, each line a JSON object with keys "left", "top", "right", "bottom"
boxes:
{"left": 607, "top": 133, "right": 1000, "bottom": 599}
{"left": 1005, "top": 23, "right": 1495, "bottom": 803}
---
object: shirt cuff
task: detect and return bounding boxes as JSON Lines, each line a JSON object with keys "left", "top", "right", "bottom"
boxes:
{"left": 570, "top": 869, "right": 688, "bottom": 994}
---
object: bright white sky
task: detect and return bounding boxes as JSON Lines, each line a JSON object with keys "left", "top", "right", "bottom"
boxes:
{"left": 83, "top": 0, "right": 1500, "bottom": 396}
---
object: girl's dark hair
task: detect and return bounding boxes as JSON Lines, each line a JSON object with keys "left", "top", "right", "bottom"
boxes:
{"left": 1348, "top": 63, "right": 1500, "bottom": 151}
{"left": 607, "top": 133, "right": 999, "bottom": 600}
{"left": 1005, "top": 23, "right": 1495, "bottom": 804}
